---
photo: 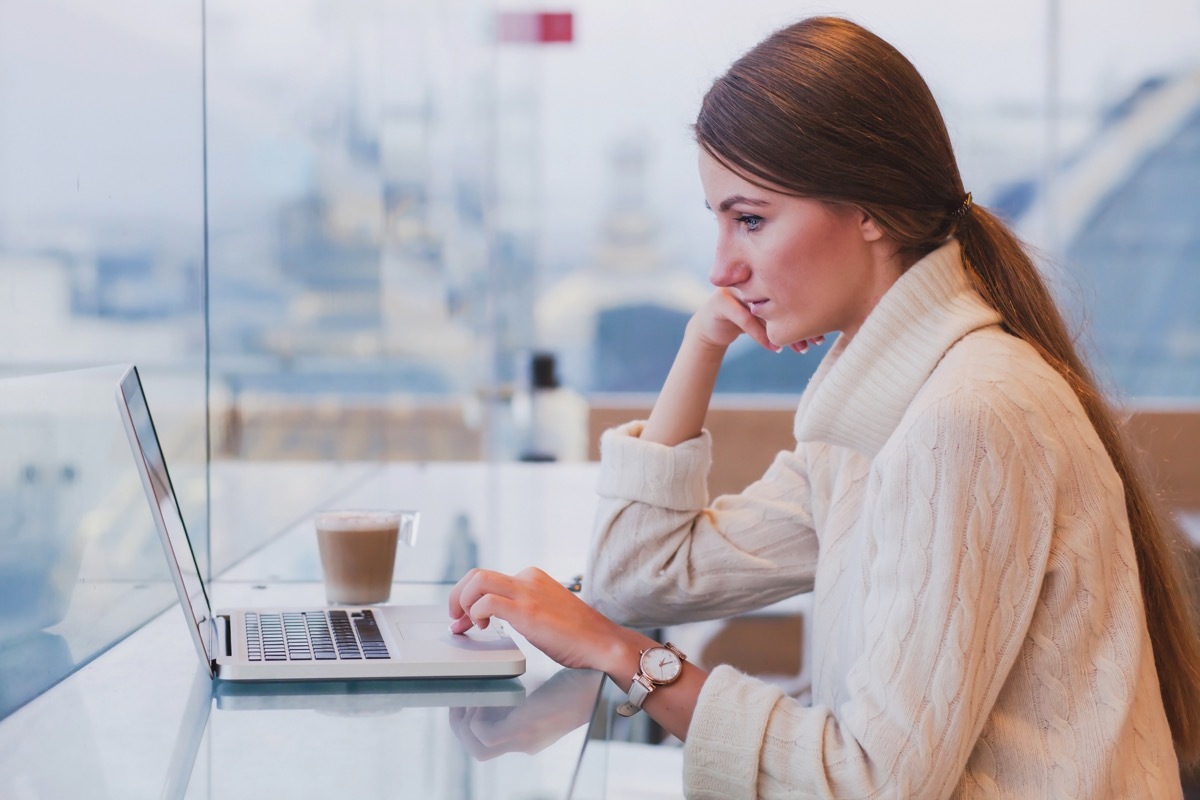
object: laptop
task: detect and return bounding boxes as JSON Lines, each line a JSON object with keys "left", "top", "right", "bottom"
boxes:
{"left": 116, "top": 365, "right": 526, "bottom": 683}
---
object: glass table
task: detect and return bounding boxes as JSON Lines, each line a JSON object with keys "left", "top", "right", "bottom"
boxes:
{"left": 0, "top": 460, "right": 615, "bottom": 799}
{"left": 0, "top": 580, "right": 611, "bottom": 800}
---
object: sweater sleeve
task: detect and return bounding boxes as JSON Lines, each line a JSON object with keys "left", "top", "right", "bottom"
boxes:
{"left": 584, "top": 421, "right": 820, "bottom": 627}
{"left": 684, "top": 388, "right": 1056, "bottom": 799}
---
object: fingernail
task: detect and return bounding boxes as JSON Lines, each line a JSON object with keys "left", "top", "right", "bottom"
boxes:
{"left": 773, "top": 346, "right": 784, "bottom": 353}
{"left": 814, "top": 335, "right": 825, "bottom": 345}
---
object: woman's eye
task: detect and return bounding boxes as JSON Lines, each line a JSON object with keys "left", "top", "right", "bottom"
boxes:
{"left": 736, "top": 214, "right": 763, "bottom": 231}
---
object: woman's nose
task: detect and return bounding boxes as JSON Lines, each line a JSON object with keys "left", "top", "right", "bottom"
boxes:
{"left": 709, "top": 250, "right": 750, "bottom": 287}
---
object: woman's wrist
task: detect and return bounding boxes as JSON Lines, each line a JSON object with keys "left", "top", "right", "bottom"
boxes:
{"left": 599, "top": 626, "right": 659, "bottom": 690}
{"left": 683, "top": 318, "right": 733, "bottom": 359}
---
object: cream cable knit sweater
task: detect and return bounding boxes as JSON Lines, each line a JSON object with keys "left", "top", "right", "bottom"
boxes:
{"left": 585, "top": 241, "right": 1182, "bottom": 799}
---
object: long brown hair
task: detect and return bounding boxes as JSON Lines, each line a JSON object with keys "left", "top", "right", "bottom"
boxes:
{"left": 695, "top": 15, "right": 1200, "bottom": 762}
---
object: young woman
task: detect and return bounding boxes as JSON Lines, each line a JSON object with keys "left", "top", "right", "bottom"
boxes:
{"left": 449, "top": 16, "right": 1200, "bottom": 797}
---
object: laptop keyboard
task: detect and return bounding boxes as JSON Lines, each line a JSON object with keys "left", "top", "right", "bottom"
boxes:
{"left": 244, "top": 610, "right": 391, "bottom": 662}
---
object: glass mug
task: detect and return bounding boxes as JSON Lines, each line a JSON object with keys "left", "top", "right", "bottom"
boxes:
{"left": 314, "top": 509, "right": 419, "bottom": 604}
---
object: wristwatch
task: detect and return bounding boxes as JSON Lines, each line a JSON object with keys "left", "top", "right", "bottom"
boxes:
{"left": 616, "top": 642, "right": 687, "bottom": 717}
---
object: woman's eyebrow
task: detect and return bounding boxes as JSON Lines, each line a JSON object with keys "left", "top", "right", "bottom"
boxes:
{"left": 704, "top": 195, "right": 771, "bottom": 213}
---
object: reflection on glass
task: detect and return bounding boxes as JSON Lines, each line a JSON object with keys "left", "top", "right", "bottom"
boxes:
{"left": 0, "top": 367, "right": 178, "bottom": 719}
{"left": 449, "top": 667, "right": 599, "bottom": 762}
{"left": 192, "top": 670, "right": 600, "bottom": 798}
{"left": 0, "top": 0, "right": 208, "bottom": 617}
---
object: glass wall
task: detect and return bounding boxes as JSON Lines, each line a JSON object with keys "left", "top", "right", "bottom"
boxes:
{"left": 203, "top": 0, "right": 498, "bottom": 570}
{"left": 200, "top": 0, "right": 1200, "bottom": 469}
{"left": 513, "top": 1, "right": 1200, "bottom": 401}
{"left": 0, "top": 1, "right": 207, "bottom": 716}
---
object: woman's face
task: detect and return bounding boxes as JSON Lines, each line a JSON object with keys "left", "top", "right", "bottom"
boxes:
{"left": 698, "top": 149, "right": 900, "bottom": 347}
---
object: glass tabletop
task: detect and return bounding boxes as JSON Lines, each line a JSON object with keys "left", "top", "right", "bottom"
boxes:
{"left": 0, "top": 454, "right": 613, "bottom": 799}
{"left": 0, "top": 582, "right": 610, "bottom": 800}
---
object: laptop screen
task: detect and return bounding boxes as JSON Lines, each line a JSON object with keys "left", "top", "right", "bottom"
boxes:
{"left": 117, "top": 366, "right": 215, "bottom": 670}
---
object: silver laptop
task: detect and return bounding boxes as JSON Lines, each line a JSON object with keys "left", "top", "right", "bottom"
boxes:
{"left": 116, "top": 365, "right": 526, "bottom": 683}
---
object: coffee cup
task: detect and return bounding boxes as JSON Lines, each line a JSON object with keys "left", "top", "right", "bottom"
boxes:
{"left": 314, "top": 509, "right": 419, "bottom": 605}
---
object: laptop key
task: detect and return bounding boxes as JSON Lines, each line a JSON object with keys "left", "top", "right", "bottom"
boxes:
{"left": 353, "top": 610, "right": 390, "bottom": 658}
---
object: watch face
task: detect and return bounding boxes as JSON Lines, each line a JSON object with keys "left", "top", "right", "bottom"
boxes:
{"left": 640, "top": 646, "right": 682, "bottom": 682}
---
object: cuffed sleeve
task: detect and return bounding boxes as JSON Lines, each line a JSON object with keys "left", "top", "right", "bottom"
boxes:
{"left": 585, "top": 421, "right": 819, "bottom": 628}
{"left": 595, "top": 420, "right": 712, "bottom": 511}
{"left": 685, "top": 665, "right": 789, "bottom": 798}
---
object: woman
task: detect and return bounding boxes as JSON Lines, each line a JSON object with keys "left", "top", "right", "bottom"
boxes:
{"left": 450, "top": 16, "right": 1200, "bottom": 797}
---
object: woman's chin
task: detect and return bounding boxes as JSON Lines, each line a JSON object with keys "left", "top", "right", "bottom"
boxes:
{"left": 771, "top": 332, "right": 805, "bottom": 348}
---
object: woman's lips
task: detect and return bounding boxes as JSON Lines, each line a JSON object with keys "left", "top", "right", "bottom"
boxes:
{"left": 746, "top": 299, "right": 768, "bottom": 316}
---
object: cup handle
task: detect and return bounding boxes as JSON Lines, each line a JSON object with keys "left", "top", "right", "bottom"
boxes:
{"left": 399, "top": 512, "right": 420, "bottom": 547}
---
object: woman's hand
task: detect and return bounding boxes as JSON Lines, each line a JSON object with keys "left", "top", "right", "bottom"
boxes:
{"left": 448, "top": 567, "right": 646, "bottom": 675}
{"left": 450, "top": 567, "right": 707, "bottom": 743}
{"left": 688, "top": 288, "right": 825, "bottom": 354}
{"left": 688, "top": 287, "right": 773, "bottom": 351}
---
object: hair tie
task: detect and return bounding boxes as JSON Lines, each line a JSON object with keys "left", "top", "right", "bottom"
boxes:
{"left": 951, "top": 192, "right": 973, "bottom": 220}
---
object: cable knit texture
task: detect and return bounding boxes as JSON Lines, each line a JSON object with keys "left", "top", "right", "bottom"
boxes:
{"left": 585, "top": 240, "right": 1182, "bottom": 798}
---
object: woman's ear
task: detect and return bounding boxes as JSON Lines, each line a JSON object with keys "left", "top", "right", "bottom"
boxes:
{"left": 859, "top": 210, "right": 884, "bottom": 242}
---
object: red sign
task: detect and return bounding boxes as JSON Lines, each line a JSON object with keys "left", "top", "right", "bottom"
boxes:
{"left": 496, "top": 11, "right": 574, "bottom": 44}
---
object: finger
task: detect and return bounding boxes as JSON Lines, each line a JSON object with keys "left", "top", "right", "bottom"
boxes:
{"left": 450, "top": 569, "right": 520, "bottom": 626}
{"left": 448, "top": 567, "right": 481, "bottom": 621}
{"left": 461, "top": 593, "right": 520, "bottom": 633}
{"left": 449, "top": 707, "right": 502, "bottom": 761}
{"left": 447, "top": 706, "right": 472, "bottom": 739}
{"left": 463, "top": 571, "right": 522, "bottom": 612}
{"left": 714, "top": 290, "right": 776, "bottom": 352}
{"left": 732, "top": 308, "right": 777, "bottom": 352}
{"left": 467, "top": 706, "right": 523, "bottom": 748}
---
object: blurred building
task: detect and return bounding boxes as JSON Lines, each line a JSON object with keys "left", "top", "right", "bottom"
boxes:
{"left": 1011, "top": 69, "right": 1200, "bottom": 399}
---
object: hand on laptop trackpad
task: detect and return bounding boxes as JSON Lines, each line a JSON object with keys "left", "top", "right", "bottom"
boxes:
{"left": 397, "top": 622, "right": 502, "bottom": 642}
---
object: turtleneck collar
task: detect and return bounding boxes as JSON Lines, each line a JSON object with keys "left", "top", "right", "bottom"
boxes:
{"left": 793, "top": 239, "right": 1002, "bottom": 458}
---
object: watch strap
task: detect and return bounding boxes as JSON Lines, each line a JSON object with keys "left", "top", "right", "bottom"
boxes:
{"left": 616, "top": 675, "right": 652, "bottom": 717}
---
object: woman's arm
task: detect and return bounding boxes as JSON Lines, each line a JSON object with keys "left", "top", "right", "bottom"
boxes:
{"left": 586, "top": 436, "right": 820, "bottom": 627}
{"left": 446, "top": 292, "right": 825, "bottom": 741}
{"left": 639, "top": 322, "right": 728, "bottom": 446}
{"left": 581, "top": 287, "right": 825, "bottom": 627}
{"left": 641, "top": 286, "right": 797, "bottom": 446}
{"left": 448, "top": 566, "right": 707, "bottom": 740}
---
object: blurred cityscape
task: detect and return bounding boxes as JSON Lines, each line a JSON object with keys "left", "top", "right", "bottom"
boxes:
{"left": 1, "top": 3, "right": 1198, "bottom": 466}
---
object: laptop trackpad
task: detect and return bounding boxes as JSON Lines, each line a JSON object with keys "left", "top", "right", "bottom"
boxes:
{"left": 395, "top": 622, "right": 511, "bottom": 650}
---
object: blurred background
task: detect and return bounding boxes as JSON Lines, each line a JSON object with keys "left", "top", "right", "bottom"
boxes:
{"left": 2, "top": 0, "right": 1199, "bottom": 717}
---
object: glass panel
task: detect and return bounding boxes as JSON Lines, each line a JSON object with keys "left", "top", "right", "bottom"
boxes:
{"left": 204, "top": 1, "right": 496, "bottom": 573}
{"left": 1036, "top": 0, "right": 1200, "bottom": 399}
{"left": 0, "top": 367, "right": 179, "bottom": 718}
{"left": 504, "top": 2, "right": 1058, "bottom": 396}
{"left": 0, "top": 0, "right": 207, "bottom": 718}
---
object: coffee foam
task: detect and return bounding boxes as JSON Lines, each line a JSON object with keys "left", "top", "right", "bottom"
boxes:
{"left": 315, "top": 510, "right": 402, "bottom": 532}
